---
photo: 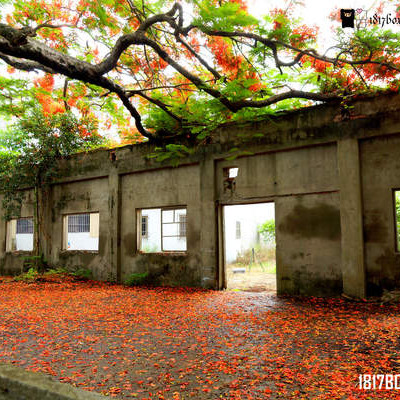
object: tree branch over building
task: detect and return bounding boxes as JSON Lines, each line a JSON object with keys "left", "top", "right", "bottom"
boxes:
{"left": 1, "top": 0, "right": 400, "bottom": 143}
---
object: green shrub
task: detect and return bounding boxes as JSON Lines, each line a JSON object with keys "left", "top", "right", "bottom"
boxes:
{"left": 21, "top": 254, "right": 47, "bottom": 272}
{"left": 44, "top": 267, "right": 69, "bottom": 276}
{"left": 124, "top": 272, "right": 150, "bottom": 286}
{"left": 72, "top": 268, "right": 93, "bottom": 280}
{"left": 14, "top": 267, "right": 39, "bottom": 282}
{"left": 258, "top": 219, "right": 275, "bottom": 243}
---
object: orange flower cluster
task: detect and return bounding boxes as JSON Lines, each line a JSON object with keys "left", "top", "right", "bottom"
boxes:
{"left": 33, "top": 74, "right": 65, "bottom": 115}
{"left": 270, "top": 9, "right": 289, "bottom": 36}
{"left": 301, "top": 55, "right": 330, "bottom": 73}
{"left": 35, "top": 93, "right": 65, "bottom": 115}
{"left": 246, "top": 70, "right": 263, "bottom": 92}
{"left": 119, "top": 125, "right": 144, "bottom": 145}
{"left": 150, "top": 58, "right": 169, "bottom": 71}
{"left": 34, "top": 74, "right": 55, "bottom": 92}
{"left": 290, "top": 25, "right": 318, "bottom": 48}
{"left": 361, "top": 61, "right": 399, "bottom": 81}
{"left": 207, "top": 37, "right": 243, "bottom": 74}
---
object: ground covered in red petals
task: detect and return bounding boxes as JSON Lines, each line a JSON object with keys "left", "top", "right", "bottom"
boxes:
{"left": 0, "top": 278, "right": 399, "bottom": 399}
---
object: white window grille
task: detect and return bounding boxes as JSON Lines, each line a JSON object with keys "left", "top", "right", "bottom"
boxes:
{"left": 138, "top": 207, "right": 187, "bottom": 252}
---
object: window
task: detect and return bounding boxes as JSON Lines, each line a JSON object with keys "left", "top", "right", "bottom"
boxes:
{"left": 6, "top": 218, "right": 34, "bottom": 252}
{"left": 63, "top": 212, "right": 99, "bottom": 251}
{"left": 68, "top": 214, "right": 90, "bottom": 233}
{"left": 138, "top": 207, "right": 187, "bottom": 253}
{"left": 395, "top": 191, "right": 400, "bottom": 251}
{"left": 223, "top": 167, "right": 239, "bottom": 193}
{"left": 235, "top": 221, "right": 241, "bottom": 239}
{"left": 228, "top": 167, "right": 239, "bottom": 178}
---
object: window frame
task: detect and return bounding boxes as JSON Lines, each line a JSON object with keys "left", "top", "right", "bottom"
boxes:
{"left": 137, "top": 206, "right": 187, "bottom": 254}
{"left": 62, "top": 211, "right": 100, "bottom": 252}
{"left": 393, "top": 189, "right": 400, "bottom": 253}
{"left": 6, "top": 217, "right": 34, "bottom": 253}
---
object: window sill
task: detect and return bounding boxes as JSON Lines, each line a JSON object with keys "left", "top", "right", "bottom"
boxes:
{"left": 137, "top": 251, "right": 187, "bottom": 256}
{"left": 6, "top": 251, "right": 34, "bottom": 255}
{"left": 60, "top": 250, "right": 99, "bottom": 255}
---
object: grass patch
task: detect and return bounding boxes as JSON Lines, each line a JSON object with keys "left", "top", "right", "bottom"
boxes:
{"left": 124, "top": 272, "right": 150, "bottom": 286}
{"left": 14, "top": 267, "right": 39, "bottom": 283}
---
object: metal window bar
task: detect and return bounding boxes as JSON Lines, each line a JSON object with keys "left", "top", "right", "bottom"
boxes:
{"left": 141, "top": 216, "right": 148, "bottom": 238}
{"left": 179, "top": 214, "right": 187, "bottom": 238}
{"left": 16, "top": 218, "right": 34, "bottom": 234}
{"left": 68, "top": 214, "right": 90, "bottom": 233}
{"left": 236, "top": 221, "right": 241, "bottom": 239}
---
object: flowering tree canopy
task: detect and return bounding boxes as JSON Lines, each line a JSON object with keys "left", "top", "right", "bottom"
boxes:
{"left": 1, "top": 0, "right": 400, "bottom": 144}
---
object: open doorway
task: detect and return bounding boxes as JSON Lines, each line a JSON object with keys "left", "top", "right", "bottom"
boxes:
{"left": 223, "top": 202, "right": 276, "bottom": 292}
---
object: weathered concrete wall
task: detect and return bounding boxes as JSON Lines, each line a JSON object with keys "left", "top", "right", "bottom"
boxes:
{"left": 361, "top": 135, "right": 400, "bottom": 295}
{"left": 0, "top": 363, "right": 105, "bottom": 399}
{"left": 276, "top": 193, "right": 342, "bottom": 296}
{"left": 49, "top": 178, "right": 112, "bottom": 281}
{"left": 0, "top": 191, "right": 35, "bottom": 275}
{"left": 215, "top": 144, "right": 341, "bottom": 296}
{"left": 120, "top": 165, "right": 202, "bottom": 286}
{"left": 1, "top": 93, "right": 400, "bottom": 297}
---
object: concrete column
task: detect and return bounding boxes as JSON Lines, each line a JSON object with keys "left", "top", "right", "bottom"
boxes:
{"left": 40, "top": 186, "right": 53, "bottom": 264}
{"left": 199, "top": 157, "right": 218, "bottom": 289}
{"left": 337, "top": 138, "right": 366, "bottom": 298}
{"left": 108, "top": 169, "right": 121, "bottom": 282}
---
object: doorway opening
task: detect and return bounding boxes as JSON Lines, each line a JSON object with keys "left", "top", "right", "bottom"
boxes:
{"left": 223, "top": 202, "right": 276, "bottom": 292}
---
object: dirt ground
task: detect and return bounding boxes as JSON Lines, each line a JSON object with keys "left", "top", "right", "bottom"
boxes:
{"left": 226, "top": 264, "right": 276, "bottom": 292}
{"left": 0, "top": 278, "right": 399, "bottom": 399}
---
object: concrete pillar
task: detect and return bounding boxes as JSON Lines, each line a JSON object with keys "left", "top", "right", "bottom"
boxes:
{"left": 40, "top": 187, "right": 53, "bottom": 264}
{"left": 108, "top": 169, "right": 121, "bottom": 282}
{"left": 337, "top": 138, "right": 366, "bottom": 298}
{"left": 199, "top": 157, "right": 218, "bottom": 289}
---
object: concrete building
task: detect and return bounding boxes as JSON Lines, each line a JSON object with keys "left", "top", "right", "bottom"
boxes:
{"left": 1, "top": 93, "right": 400, "bottom": 298}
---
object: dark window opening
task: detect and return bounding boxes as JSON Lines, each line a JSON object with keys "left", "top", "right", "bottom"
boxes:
{"left": 16, "top": 218, "right": 34, "bottom": 234}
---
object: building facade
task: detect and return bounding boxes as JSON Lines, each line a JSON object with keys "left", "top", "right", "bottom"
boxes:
{"left": 1, "top": 93, "right": 400, "bottom": 298}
